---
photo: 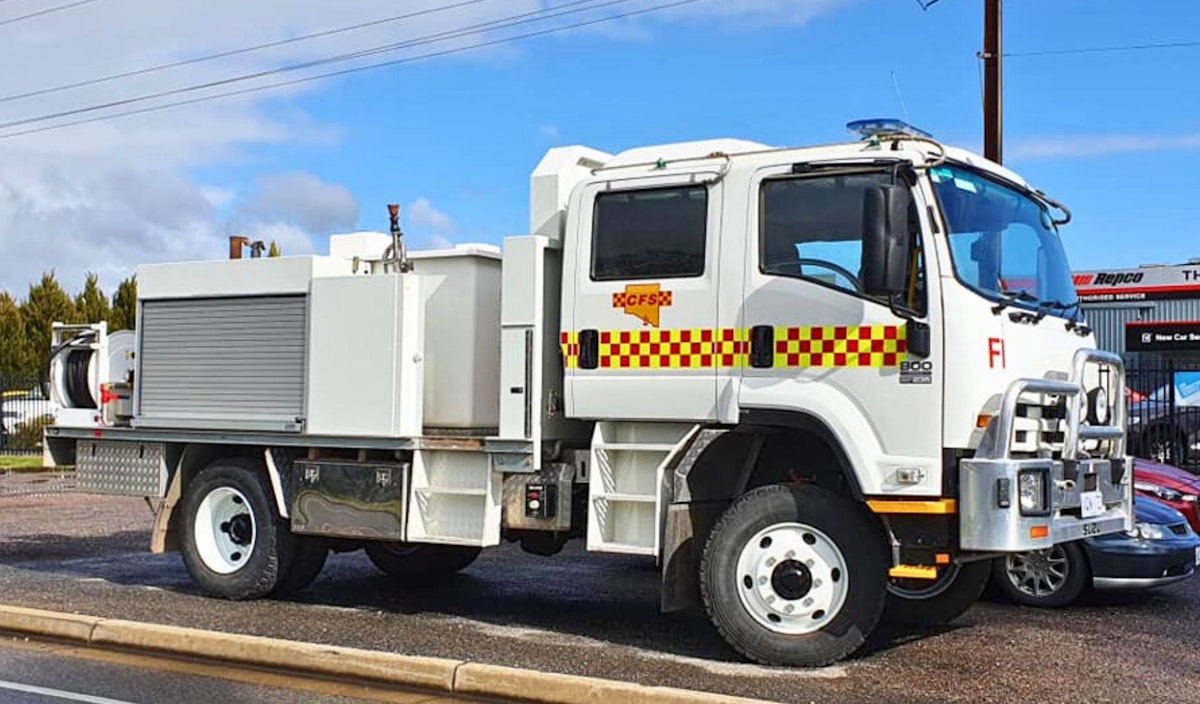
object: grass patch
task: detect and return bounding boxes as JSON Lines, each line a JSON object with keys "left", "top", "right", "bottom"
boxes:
{"left": 0, "top": 455, "right": 46, "bottom": 472}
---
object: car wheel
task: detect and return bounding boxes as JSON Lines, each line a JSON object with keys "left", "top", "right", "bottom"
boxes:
{"left": 883, "top": 560, "right": 990, "bottom": 625}
{"left": 700, "top": 484, "right": 887, "bottom": 666}
{"left": 990, "top": 542, "right": 1089, "bottom": 608}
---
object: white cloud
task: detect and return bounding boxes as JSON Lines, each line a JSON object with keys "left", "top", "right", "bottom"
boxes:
{"left": 0, "top": 0, "right": 850, "bottom": 294}
{"left": 230, "top": 172, "right": 359, "bottom": 237}
{"left": 406, "top": 197, "right": 457, "bottom": 234}
{"left": 1010, "top": 132, "right": 1200, "bottom": 160}
{"left": 539, "top": 124, "right": 561, "bottom": 141}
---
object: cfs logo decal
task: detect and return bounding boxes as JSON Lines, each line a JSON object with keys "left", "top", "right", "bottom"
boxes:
{"left": 613, "top": 283, "right": 673, "bottom": 327}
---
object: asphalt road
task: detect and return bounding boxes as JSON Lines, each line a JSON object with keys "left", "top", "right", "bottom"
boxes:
{"left": 2, "top": 473, "right": 1200, "bottom": 703}
{"left": 0, "top": 637, "right": 467, "bottom": 704}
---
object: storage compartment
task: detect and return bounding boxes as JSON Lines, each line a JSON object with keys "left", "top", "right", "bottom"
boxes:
{"left": 408, "top": 247, "right": 502, "bottom": 430}
{"left": 289, "top": 459, "right": 407, "bottom": 540}
{"left": 305, "top": 274, "right": 424, "bottom": 437}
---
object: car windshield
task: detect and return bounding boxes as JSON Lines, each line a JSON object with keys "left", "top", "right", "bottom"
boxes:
{"left": 931, "top": 164, "right": 1078, "bottom": 318}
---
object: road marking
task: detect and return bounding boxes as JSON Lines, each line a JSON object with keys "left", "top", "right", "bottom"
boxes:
{"left": 0, "top": 679, "right": 139, "bottom": 704}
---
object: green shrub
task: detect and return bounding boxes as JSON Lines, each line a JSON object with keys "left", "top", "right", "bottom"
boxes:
{"left": 10, "top": 415, "right": 53, "bottom": 451}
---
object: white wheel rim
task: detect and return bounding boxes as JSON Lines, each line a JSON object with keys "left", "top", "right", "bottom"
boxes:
{"left": 735, "top": 522, "right": 849, "bottom": 635}
{"left": 194, "top": 487, "right": 257, "bottom": 575}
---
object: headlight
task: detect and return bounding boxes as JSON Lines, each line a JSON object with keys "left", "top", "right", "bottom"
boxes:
{"left": 1127, "top": 522, "right": 1170, "bottom": 541}
{"left": 1086, "top": 386, "right": 1110, "bottom": 426}
{"left": 1018, "top": 469, "right": 1049, "bottom": 515}
{"left": 1134, "top": 481, "right": 1189, "bottom": 503}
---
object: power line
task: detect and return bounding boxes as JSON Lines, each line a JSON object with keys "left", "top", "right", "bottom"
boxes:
{"left": 0, "top": 0, "right": 107, "bottom": 28}
{"left": 0, "top": 0, "right": 713, "bottom": 141}
{"left": 0, "top": 0, "right": 630, "bottom": 132}
{"left": 0, "top": 0, "right": 504, "bottom": 106}
{"left": 1007, "top": 39, "right": 1200, "bottom": 58}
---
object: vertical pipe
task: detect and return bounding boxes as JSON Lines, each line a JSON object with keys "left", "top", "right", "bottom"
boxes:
{"left": 983, "top": 0, "right": 1003, "bottom": 163}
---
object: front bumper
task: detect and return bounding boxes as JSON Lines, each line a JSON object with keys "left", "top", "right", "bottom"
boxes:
{"left": 1086, "top": 536, "right": 1200, "bottom": 589}
{"left": 959, "top": 349, "right": 1134, "bottom": 552}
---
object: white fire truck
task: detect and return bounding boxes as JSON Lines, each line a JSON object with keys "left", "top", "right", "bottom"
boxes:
{"left": 44, "top": 120, "right": 1131, "bottom": 667}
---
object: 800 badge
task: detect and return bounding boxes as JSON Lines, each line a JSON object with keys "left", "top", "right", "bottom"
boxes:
{"left": 899, "top": 360, "right": 933, "bottom": 385}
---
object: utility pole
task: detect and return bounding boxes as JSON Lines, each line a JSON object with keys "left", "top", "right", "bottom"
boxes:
{"left": 982, "top": 0, "right": 1003, "bottom": 163}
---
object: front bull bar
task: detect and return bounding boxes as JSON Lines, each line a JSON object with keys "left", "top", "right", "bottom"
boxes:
{"left": 959, "top": 349, "right": 1134, "bottom": 552}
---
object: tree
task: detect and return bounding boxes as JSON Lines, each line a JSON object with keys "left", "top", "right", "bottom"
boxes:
{"left": 74, "top": 272, "right": 111, "bottom": 325}
{"left": 0, "top": 292, "right": 32, "bottom": 381}
{"left": 20, "top": 272, "right": 78, "bottom": 375}
{"left": 110, "top": 276, "right": 138, "bottom": 331}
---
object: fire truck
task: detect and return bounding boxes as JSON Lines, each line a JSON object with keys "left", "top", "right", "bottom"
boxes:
{"left": 44, "top": 120, "right": 1131, "bottom": 667}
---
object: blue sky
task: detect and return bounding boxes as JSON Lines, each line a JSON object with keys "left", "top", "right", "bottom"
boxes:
{"left": 2, "top": 0, "right": 1199, "bottom": 291}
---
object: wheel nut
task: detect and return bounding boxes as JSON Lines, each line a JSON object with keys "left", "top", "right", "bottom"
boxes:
{"left": 803, "top": 598, "right": 813, "bottom": 607}
{"left": 785, "top": 604, "right": 794, "bottom": 614}
{"left": 786, "top": 550, "right": 796, "bottom": 558}
{"left": 766, "top": 557, "right": 776, "bottom": 567}
{"left": 766, "top": 595, "right": 776, "bottom": 604}
{"left": 759, "top": 576, "right": 768, "bottom": 585}
{"left": 814, "top": 579, "right": 822, "bottom": 588}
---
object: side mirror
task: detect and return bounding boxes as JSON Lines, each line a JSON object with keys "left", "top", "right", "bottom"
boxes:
{"left": 861, "top": 185, "right": 914, "bottom": 297}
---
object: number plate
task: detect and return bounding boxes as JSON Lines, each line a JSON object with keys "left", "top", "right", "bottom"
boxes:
{"left": 1080, "top": 490, "right": 1105, "bottom": 518}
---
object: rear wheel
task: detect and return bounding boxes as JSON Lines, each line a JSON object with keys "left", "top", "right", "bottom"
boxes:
{"left": 990, "top": 542, "right": 1089, "bottom": 607}
{"left": 274, "top": 537, "right": 329, "bottom": 595}
{"left": 179, "top": 459, "right": 292, "bottom": 600}
{"left": 883, "top": 561, "right": 990, "bottom": 625}
{"left": 364, "top": 542, "right": 481, "bottom": 578}
{"left": 700, "top": 484, "right": 887, "bottom": 666}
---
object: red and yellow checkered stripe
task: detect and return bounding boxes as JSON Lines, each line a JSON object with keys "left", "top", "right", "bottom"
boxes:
{"left": 560, "top": 325, "right": 905, "bottom": 369}
{"left": 774, "top": 325, "right": 904, "bottom": 368}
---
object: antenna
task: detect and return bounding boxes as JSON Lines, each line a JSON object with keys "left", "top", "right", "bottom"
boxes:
{"left": 890, "top": 71, "right": 911, "bottom": 122}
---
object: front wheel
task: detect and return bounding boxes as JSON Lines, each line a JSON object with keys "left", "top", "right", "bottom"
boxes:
{"left": 990, "top": 542, "right": 1089, "bottom": 608}
{"left": 883, "top": 561, "right": 990, "bottom": 626}
{"left": 700, "top": 484, "right": 887, "bottom": 667}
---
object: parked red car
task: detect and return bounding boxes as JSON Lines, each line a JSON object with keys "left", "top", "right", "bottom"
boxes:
{"left": 1134, "top": 458, "right": 1200, "bottom": 532}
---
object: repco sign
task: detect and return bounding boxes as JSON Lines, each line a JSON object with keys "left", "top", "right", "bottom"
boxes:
{"left": 1092, "top": 272, "right": 1145, "bottom": 286}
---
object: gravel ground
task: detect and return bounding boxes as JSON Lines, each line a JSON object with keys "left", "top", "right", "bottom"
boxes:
{"left": 1, "top": 474, "right": 1197, "bottom": 704}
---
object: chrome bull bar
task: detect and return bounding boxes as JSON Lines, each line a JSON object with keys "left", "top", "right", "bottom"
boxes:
{"left": 960, "top": 349, "right": 1133, "bottom": 552}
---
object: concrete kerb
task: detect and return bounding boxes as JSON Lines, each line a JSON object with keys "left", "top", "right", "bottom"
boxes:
{"left": 0, "top": 605, "right": 774, "bottom": 704}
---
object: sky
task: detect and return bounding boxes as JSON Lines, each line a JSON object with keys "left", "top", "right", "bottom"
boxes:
{"left": 0, "top": 0, "right": 1198, "bottom": 293}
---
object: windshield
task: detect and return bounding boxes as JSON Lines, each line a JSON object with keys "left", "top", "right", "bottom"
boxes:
{"left": 931, "top": 164, "right": 1078, "bottom": 318}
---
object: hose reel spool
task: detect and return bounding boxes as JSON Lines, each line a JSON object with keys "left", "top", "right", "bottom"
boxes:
{"left": 48, "top": 324, "right": 135, "bottom": 417}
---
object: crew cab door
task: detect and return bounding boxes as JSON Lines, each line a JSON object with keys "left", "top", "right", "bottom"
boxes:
{"left": 562, "top": 173, "right": 722, "bottom": 420}
{"left": 738, "top": 165, "right": 945, "bottom": 496}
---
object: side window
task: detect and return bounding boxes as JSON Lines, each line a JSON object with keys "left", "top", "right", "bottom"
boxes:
{"left": 760, "top": 172, "right": 923, "bottom": 310}
{"left": 592, "top": 186, "right": 707, "bottom": 281}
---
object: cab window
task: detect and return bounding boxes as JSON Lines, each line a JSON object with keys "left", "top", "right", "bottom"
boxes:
{"left": 592, "top": 186, "right": 707, "bottom": 281}
{"left": 761, "top": 171, "right": 924, "bottom": 312}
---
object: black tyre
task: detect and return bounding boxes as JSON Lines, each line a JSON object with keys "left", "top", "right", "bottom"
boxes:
{"left": 700, "top": 484, "right": 887, "bottom": 667}
{"left": 883, "top": 560, "right": 990, "bottom": 626}
{"left": 364, "top": 542, "right": 481, "bottom": 578}
{"left": 179, "top": 458, "right": 292, "bottom": 600}
{"left": 274, "top": 537, "right": 329, "bottom": 596}
{"left": 990, "top": 542, "right": 1089, "bottom": 608}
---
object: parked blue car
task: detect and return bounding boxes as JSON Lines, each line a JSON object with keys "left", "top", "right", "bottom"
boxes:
{"left": 991, "top": 496, "right": 1200, "bottom": 607}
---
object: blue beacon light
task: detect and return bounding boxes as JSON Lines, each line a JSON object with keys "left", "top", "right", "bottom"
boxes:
{"left": 845, "top": 118, "right": 934, "bottom": 140}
